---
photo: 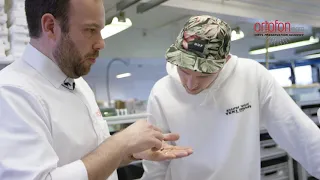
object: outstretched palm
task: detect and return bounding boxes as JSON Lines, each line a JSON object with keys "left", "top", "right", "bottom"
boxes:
{"left": 133, "top": 134, "right": 193, "bottom": 161}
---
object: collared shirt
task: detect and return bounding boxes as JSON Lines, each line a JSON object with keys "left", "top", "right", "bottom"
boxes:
{"left": 0, "top": 44, "right": 118, "bottom": 180}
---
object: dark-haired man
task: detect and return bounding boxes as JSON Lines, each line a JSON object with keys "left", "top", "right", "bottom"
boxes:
{"left": 0, "top": 0, "right": 192, "bottom": 180}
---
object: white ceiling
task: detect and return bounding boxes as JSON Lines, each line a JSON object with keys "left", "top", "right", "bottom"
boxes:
{"left": 98, "top": 0, "right": 320, "bottom": 64}
{"left": 162, "top": 0, "right": 320, "bottom": 27}
{"left": 82, "top": 0, "right": 320, "bottom": 101}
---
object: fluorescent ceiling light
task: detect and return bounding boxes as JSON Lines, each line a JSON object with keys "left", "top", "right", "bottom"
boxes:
{"left": 249, "top": 36, "right": 319, "bottom": 55}
{"left": 231, "top": 29, "right": 244, "bottom": 41}
{"left": 302, "top": 53, "right": 320, "bottom": 60}
{"left": 137, "top": 0, "right": 169, "bottom": 13}
{"left": 116, "top": 73, "right": 131, "bottom": 79}
{"left": 117, "top": 0, "right": 141, "bottom": 11}
{"left": 101, "top": 17, "right": 132, "bottom": 39}
{"left": 297, "top": 49, "right": 320, "bottom": 57}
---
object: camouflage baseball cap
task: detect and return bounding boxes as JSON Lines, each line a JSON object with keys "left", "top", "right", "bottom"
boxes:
{"left": 165, "top": 15, "right": 232, "bottom": 74}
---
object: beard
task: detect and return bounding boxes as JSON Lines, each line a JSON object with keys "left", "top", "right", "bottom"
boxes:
{"left": 53, "top": 33, "right": 98, "bottom": 78}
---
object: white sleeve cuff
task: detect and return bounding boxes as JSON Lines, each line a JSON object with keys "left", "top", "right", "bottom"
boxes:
{"left": 50, "top": 160, "right": 88, "bottom": 180}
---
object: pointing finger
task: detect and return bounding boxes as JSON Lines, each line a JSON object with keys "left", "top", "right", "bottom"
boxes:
{"left": 151, "top": 125, "right": 163, "bottom": 133}
{"left": 163, "top": 133, "right": 180, "bottom": 141}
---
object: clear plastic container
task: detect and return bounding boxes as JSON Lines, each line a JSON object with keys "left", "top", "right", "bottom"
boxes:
{"left": 9, "top": 10, "right": 26, "bottom": 19}
{"left": 0, "top": 39, "right": 10, "bottom": 51}
{"left": 0, "top": 13, "right": 7, "bottom": 24}
{"left": 0, "top": 0, "right": 4, "bottom": 8}
{"left": 9, "top": 36, "right": 29, "bottom": 45}
{"left": 9, "top": 24, "right": 28, "bottom": 35}
{"left": 0, "top": 24, "right": 8, "bottom": 36}
{"left": 9, "top": 16, "right": 27, "bottom": 27}
{"left": 10, "top": 0, "right": 24, "bottom": 11}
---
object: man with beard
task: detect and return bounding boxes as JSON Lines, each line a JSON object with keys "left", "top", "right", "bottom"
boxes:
{"left": 0, "top": 0, "right": 193, "bottom": 180}
{"left": 141, "top": 15, "right": 320, "bottom": 180}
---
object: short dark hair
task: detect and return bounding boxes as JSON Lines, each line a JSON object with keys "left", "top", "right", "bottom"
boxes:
{"left": 25, "top": 0, "right": 70, "bottom": 38}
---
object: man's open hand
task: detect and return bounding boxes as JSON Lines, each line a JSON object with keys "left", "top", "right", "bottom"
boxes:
{"left": 132, "top": 133, "right": 193, "bottom": 161}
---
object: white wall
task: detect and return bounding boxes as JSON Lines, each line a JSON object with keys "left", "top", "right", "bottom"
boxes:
{"left": 87, "top": 22, "right": 181, "bottom": 102}
{"left": 84, "top": 58, "right": 167, "bottom": 102}
{"left": 85, "top": 12, "right": 317, "bottom": 102}
{"left": 90, "top": 21, "right": 254, "bottom": 102}
{"left": 0, "top": 64, "right": 6, "bottom": 70}
{"left": 99, "top": 25, "right": 181, "bottom": 59}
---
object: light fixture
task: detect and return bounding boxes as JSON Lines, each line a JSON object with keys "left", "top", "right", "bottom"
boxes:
{"left": 231, "top": 27, "right": 244, "bottom": 41}
{"left": 249, "top": 36, "right": 319, "bottom": 55}
{"left": 106, "top": 58, "right": 130, "bottom": 107}
{"left": 301, "top": 53, "right": 320, "bottom": 60}
{"left": 116, "top": 73, "right": 131, "bottom": 79}
{"left": 137, "top": 0, "right": 169, "bottom": 14}
{"left": 101, "top": 12, "right": 132, "bottom": 39}
{"left": 117, "top": 0, "right": 141, "bottom": 11}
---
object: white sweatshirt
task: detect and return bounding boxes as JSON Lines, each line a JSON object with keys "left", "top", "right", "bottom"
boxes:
{"left": 141, "top": 55, "right": 320, "bottom": 180}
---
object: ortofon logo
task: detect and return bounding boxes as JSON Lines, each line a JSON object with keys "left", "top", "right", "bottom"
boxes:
{"left": 253, "top": 20, "right": 305, "bottom": 46}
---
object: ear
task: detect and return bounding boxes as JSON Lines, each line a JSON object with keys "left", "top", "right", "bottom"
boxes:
{"left": 41, "top": 13, "right": 58, "bottom": 41}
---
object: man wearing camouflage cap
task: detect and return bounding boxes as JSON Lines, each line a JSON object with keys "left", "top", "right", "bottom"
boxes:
{"left": 141, "top": 15, "right": 320, "bottom": 180}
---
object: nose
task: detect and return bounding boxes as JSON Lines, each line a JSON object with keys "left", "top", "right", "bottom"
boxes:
{"left": 93, "top": 35, "right": 105, "bottom": 51}
{"left": 186, "top": 76, "right": 198, "bottom": 90}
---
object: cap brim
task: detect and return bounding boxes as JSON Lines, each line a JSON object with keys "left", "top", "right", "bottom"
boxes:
{"left": 165, "top": 44, "right": 226, "bottom": 74}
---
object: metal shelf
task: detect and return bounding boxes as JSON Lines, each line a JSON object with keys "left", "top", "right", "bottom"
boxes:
{"left": 0, "top": 59, "right": 14, "bottom": 65}
{"left": 104, "top": 113, "right": 149, "bottom": 125}
{"left": 262, "top": 174, "right": 289, "bottom": 180}
{"left": 296, "top": 99, "right": 320, "bottom": 107}
{"left": 260, "top": 127, "right": 268, "bottom": 134}
{"left": 129, "top": 160, "right": 142, "bottom": 165}
{"left": 296, "top": 100, "right": 320, "bottom": 180}
{"left": 259, "top": 127, "right": 294, "bottom": 180}
{"left": 261, "top": 147, "right": 287, "bottom": 161}
{"left": 310, "top": 116, "right": 319, "bottom": 125}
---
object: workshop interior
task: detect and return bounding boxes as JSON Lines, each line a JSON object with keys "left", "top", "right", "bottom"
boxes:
{"left": 1, "top": 0, "right": 320, "bottom": 180}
